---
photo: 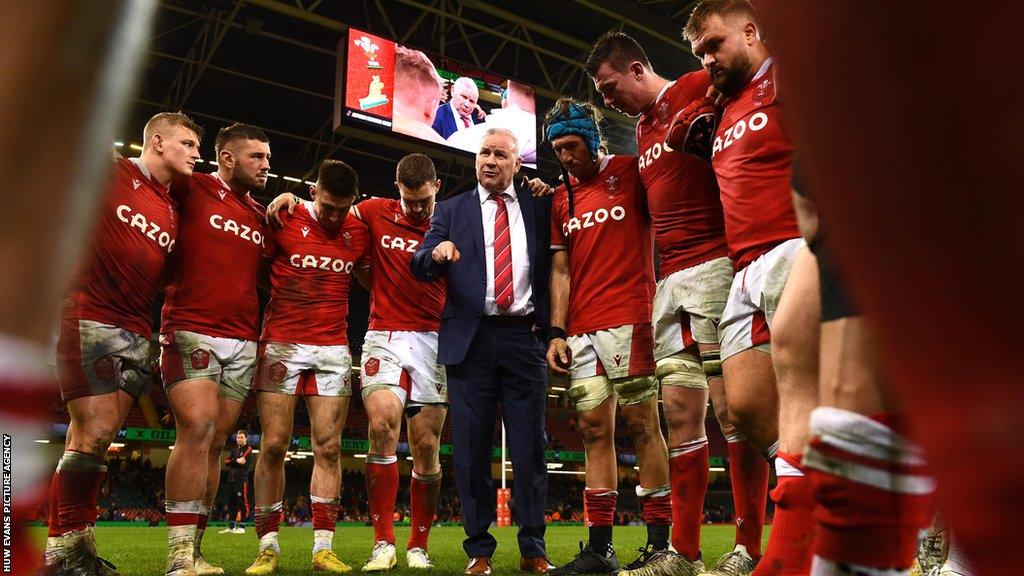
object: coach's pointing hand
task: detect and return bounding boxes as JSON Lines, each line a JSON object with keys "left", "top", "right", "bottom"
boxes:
{"left": 432, "top": 240, "right": 460, "bottom": 264}
{"left": 522, "top": 176, "right": 555, "bottom": 197}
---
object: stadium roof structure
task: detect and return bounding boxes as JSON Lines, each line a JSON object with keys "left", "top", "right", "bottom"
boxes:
{"left": 130, "top": 0, "right": 703, "bottom": 202}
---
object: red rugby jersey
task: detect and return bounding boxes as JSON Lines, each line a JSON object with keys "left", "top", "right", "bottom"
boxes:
{"left": 636, "top": 70, "right": 728, "bottom": 277}
{"left": 261, "top": 202, "right": 370, "bottom": 346}
{"left": 161, "top": 172, "right": 268, "bottom": 340}
{"left": 550, "top": 155, "right": 656, "bottom": 336}
{"left": 64, "top": 157, "right": 178, "bottom": 337}
{"left": 352, "top": 197, "right": 445, "bottom": 332}
{"left": 711, "top": 60, "right": 800, "bottom": 270}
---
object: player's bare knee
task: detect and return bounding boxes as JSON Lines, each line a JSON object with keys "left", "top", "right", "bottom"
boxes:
{"left": 75, "top": 436, "right": 111, "bottom": 458}
{"left": 575, "top": 414, "right": 612, "bottom": 446}
{"left": 624, "top": 412, "right": 658, "bottom": 446}
{"left": 666, "top": 409, "right": 704, "bottom": 441}
{"left": 73, "top": 417, "right": 120, "bottom": 455}
{"left": 709, "top": 391, "right": 731, "bottom": 425}
{"left": 410, "top": 435, "right": 439, "bottom": 465}
{"left": 715, "top": 408, "right": 738, "bottom": 437}
{"left": 368, "top": 416, "right": 398, "bottom": 451}
{"left": 659, "top": 396, "right": 686, "bottom": 425}
{"left": 726, "top": 402, "right": 760, "bottom": 439}
{"left": 313, "top": 440, "right": 341, "bottom": 466}
{"left": 260, "top": 438, "right": 289, "bottom": 463}
{"left": 177, "top": 418, "right": 217, "bottom": 447}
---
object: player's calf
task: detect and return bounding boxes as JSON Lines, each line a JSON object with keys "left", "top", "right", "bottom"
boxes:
{"left": 657, "top": 353, "right": 711, "bottom": 563}
{"left": 406, "top": 406, "right": 444, "bottom": 557}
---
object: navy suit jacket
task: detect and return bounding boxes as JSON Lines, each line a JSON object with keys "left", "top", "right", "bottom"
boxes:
{"left": 411, "top": 185, "right": 552, "bottom": 365}
{"left": 431, "top": 103, "right": 479, "bottom": 139}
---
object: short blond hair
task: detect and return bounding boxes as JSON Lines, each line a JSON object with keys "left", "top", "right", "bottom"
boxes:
{"left": 143, "top": 112, "right": 203, "bottom": 150}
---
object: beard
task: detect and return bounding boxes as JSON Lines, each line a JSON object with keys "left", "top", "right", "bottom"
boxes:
{"left": 710, "top": 51, "right": 754, "bottom": 96}
{"left": 240, "top": 172, "right": 267, "bottom": 191}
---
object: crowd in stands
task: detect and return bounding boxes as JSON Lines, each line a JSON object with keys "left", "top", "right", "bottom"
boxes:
{"left": 37, "top": 454, "right": 744, "bottom": 528}
{"left": 42, "top": 386, "right": 740, "bottom": 528}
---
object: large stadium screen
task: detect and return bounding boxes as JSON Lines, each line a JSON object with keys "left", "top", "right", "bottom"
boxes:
{"left": 335, "top": 27, "right": 539, "bottom": 168}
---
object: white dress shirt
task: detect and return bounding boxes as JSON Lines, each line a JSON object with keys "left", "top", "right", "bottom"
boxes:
{"left": 478, "top": 182, "right": 533, "bottom": 316}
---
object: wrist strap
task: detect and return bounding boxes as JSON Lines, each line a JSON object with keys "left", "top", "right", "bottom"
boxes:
{"left": 547, "top": 327, "right": 567, "bottom": 343}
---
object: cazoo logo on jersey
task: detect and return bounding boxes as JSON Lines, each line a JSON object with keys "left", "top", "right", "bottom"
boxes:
{"left": 712, "top": 112, "right": 769, "bottom": 158}
{"left": 638, "top": 141, "right": 675, "bottom": 171}
{"left": 380, "top": 235, "right": 420, "bottom": 253}
{"left": 116, "top": 204, "right": 175, "bottom": 253}
{"left": 209, "top": 214, "right": 263, "bottom": 245}
{"left": 562, "top": 205, "right": 627, "bottom": 236}
{"left": 288, "top": 254, "right": 356, "bottom": 273}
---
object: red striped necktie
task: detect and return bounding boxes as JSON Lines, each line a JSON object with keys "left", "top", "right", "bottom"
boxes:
{"left": 490, "top": 193, "right": 514, "bottom": 311}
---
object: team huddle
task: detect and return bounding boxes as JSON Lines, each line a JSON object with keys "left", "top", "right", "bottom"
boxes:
{"left": 42, "top": 2, "right": 956, "bottom": 576}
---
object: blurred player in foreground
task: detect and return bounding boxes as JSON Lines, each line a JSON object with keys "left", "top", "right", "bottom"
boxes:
{"left": 1, "top": 3, "right": 157, "bottom": 573}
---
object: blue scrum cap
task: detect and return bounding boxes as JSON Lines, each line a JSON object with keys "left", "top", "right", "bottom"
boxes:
{"left": 544, "top": 102, "right": 600, "bottom": 157}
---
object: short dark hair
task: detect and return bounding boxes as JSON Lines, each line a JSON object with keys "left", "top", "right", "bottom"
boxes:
{"left": 144, "top": 112, "right": 204, "bottom": 143}
{"left": 396, "top": 153, "right": 438, "bottom": 189}
{"left": 235, "top": 429, "right": 246, "bottom": 436}
{"left": 215, "top": 123, "right": 269, "bottom": 155}
{"left": 584, "top": 32, "right": 651, "bottom": 76}
{"left": 683, "top": 0, "right": 758, "bottom": 42}
{"left": 317, "top": 159, "right": 359, "bottom": 199}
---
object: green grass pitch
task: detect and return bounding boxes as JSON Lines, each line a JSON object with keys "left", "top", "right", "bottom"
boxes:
{"left": 33, "top": 524, "right": 769, "bottom": 575}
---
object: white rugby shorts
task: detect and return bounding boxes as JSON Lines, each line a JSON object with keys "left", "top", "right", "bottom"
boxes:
{"left": 360, "top": 330, "right": 446, "bottom": 405}
{"left": 159, "top": 330, "right": 257, "bottom": 402}
{"left": 255, "top": 341, "right": 353, "bottom": 397}
{"left": 720, "top": 238, "right": 805, "bottom": 360}
{"left": 652, "top": 256, "right": 733, "bottom": 360}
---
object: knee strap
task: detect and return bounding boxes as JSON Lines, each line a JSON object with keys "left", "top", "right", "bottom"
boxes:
{"left": 699, "top": 350, "right": 722, "bottom": 378}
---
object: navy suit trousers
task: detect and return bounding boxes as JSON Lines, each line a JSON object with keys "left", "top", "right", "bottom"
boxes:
{"left": 446, "top": 322, "right": 548, "bottom": 559}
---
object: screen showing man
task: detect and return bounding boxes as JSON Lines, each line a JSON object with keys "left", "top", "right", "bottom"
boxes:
{"left": 338, "top": 27, "right": 538, "bottom": 168}
{"left": 432, "top": 77, "right": 480, "bottom": 139}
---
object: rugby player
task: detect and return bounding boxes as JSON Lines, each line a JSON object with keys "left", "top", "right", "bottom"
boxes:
{"left": 789, "top": 160, "right": 933, "bottom": 576}
{"left": 677, "top": 1, "right": 815, "bottom": 573}
{"left": 351, "top": 154, "right": 447, "bottom": 572}
{"left": 266, "top": 154, "right": 451, "bottom": 571}
{"left": 753, "top": 3, "right": 1021, "bottom": 573}
{"left": 244, "top": 159, "right": 370, "bottom": 575}
{"left": 45, "top": 112, "right": 202, "bottom": 575}
{"left": 585, "top": 32, "right": 766, "bottom": 575}
{"left": 160, "top": 123, "right": 271, "bottom": 576}
{"left": 541, "top": 99, "right": 678, "bottom": 576}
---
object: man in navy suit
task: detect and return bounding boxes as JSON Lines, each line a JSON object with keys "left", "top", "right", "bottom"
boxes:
{"left": 432, "top": 77, "right": 483, "bottom": 139}
{"left": 412, "top": 127, "right": 554, "bottom": 576}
